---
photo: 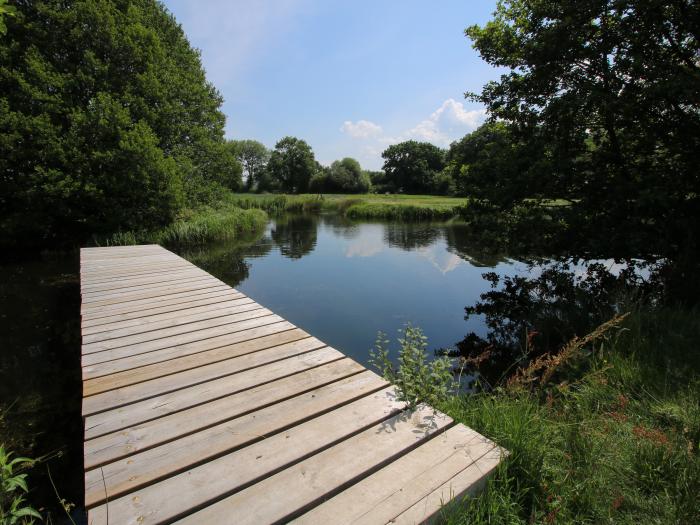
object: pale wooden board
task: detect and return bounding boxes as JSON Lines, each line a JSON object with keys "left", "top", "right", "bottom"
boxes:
{"left": 81, "top": 321, "right": 296, "bottom": 379}
{"left": 292, "top": 424, "right": 498, "bottom": 525}
{"left": 83, "top": 328, "right": 311, "bottom": 395}
{"left": 81, "top": 275, "right": 222, "bottom": 302}
{"left": 87, "top": 387, "right": 411, "bottom": 525}
{"left": 83, "top": 358, "right": 365, "bottom": 468}
{"left": 81, "top": 314, "right": 283, "bottom": 365}
{"left": 80, "top": 280, "right": 228, "bottom": 312}
{"left": 80, "top": 286, "right": 234, "bottom": 321}
{"left": 83, "top": 347, "right": 345, "bottom": 439}
{"left": 81, "top": 297, "right": 254, "bottom": 336}
{"left": 81, "top": 302, "right": 265, "bottom": 346}
{"left": 83, "top": 371, "right": 388, "bottom": 507}
{"left": 80, "top": 274, "right": 216, "bottom": 299}
{"left": 82, "top": 337, "right": 327, "bottom": 415}
{"left": 80, "top": 262, "right": 193, "bottom": 281}
{"left": 172, "top": 405, "right": 452, "bottom": 525}
{"left": 80, "top": 268, "right": 208, "bottom": 292}
{"left": 389, "top": 446, "right": 503, "bottom": 525}
{"left": 80, "top": 290, "right": 245, "bottom": 329}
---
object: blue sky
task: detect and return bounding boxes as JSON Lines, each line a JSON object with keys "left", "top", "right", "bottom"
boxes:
{"left": 161, "top": 0, "right": 501, "bottom": 170}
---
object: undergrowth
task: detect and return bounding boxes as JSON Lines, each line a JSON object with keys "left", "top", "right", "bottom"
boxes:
{"left": 371, "top": 309, "right": 700, "bottom": 524}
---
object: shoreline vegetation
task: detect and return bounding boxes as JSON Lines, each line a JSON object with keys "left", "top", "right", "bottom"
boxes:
{"left": 374, "top": 309, "right": 700, "bottom": 524}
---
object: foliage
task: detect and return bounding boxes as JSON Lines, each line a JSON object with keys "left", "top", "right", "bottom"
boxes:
{"left": 99, "top": 204, "right": 267, "bottom": 248}
{"left": 265, "top": 136, "right": 317, "bottom": 193}
{"left": 381, "top": 141, "right": 447, "bottom": 194}
{"left": 0, "top": 0, "right": 240, "bottom": 249}
{"left": 438, "top": 307, "right": 700, "bottom": 524}
{"left": 465, "top": 0, "right": 700, "bottom": 270}
{"left": 0, "top": 446, "right": 41, "bottom": 524}
{"left": 445, "top": 122, "right": 549, "bottom": 204}
{"left": 0, "top": 0, "right": 16, "bottom": 35}
{"left": 229, "top": 139, "right": 270, "bottom": 192}
{"left": 447, "top": 260, "right": 653, "bottom": 387}
{"left": 370, "top": 326, "right": 454, "bottom": 409}
{"left": 309, "top": 157, "right": 371, "bottom": 194}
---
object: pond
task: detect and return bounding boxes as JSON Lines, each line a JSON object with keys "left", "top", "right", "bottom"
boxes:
{"left": 176, "top": 214, "right": 531, "bottom": 364}
{"left": 0, "top": 213, "right": 533, "bottom": 520}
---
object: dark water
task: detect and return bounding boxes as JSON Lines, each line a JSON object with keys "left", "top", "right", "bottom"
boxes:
{"left": 0, "top": 213, "right": 532, "bottom": 519}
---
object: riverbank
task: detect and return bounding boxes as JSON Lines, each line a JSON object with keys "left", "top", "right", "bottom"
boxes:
{"left": 98, "top": 203, "right": 268, "bottom": 248}
{"left": 227, "top": 193, "right": 467, "bottom": 220}
{"left": 436, "top": 307, "right": 700, "bottom": 524}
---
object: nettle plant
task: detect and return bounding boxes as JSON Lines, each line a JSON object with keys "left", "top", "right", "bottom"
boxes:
{"left": 370, "top": 325, "right": 454, "bottom": 408}
{"left": 0, "top": 446, "right": 41, "bottom": 525}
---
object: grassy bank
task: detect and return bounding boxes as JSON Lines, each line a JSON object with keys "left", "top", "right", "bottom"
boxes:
{"left": 97, "top": 204, "right": 268, "bottom": 248}
{"left": 227, "top": 193, "right": 467, "bottom": 220}
{"left": 435, "top": 308, "right": 700, "bottom": 524}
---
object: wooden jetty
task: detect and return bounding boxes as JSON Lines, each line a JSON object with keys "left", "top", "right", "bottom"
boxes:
{"left": 80, "top": 244, "right": 504, "bottom": 524}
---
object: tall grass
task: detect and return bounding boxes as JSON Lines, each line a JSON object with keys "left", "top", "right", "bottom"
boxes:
{"left": 97, "top": 206, "right": 267, "bottom": 248}
{"left": 435, "top": 308, "right": 700, "bottom": 524}
{"left": 227, "top": 193, "right": 466, "bottom": 221}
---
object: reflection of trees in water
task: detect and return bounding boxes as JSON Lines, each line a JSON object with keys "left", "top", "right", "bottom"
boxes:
{"left": 271, "top": 214, "right": 318, "bottom": 259}
{"left": 383, "top": 223, "right": 442, "bottom": 251}
{"left": 443, "top": 259, "right": 654, "bottom": 387}
{"left": 443, "top": 224, "right": 511, "bottom": 268}
{"left": 180, "top": 234, "right": 273, "bottom": 287}
{"left": 319, "top": 214, "right": 361, "bottom": 240}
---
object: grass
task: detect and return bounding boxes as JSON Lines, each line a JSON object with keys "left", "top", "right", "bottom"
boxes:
{"left": 96, "top": 204, "right": 268, "bottom": 248}
{"left": 434, "top": 307, "right": 700, "bottom": 524}
{"left": 227, "top": 193, "right": 467, "bottom": 220}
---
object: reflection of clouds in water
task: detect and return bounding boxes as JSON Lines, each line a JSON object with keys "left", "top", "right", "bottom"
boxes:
{"left": 417, "top": 245, "right": 465, "bottom": 274}
{"left": 345, "top": 224, "right": 385, "bottom": 258}
{"left": 346, "top": 236, "right": 384, "bottom": 258}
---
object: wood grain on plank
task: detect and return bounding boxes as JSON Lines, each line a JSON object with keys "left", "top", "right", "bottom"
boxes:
{"left": 83, "top": 371, "right": 388, "bottom": 507}
{"left": 83, "top": 358, "right": 365, "bottom": 468}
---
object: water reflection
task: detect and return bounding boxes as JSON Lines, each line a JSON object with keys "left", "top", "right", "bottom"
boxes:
{"left": 176, "top": 214, "right": 527, "bottom": 366}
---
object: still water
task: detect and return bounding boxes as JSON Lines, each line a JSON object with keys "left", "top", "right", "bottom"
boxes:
{"left": 177, "top": 214, "right": 530, "bottom": 364}
{"left": 0, "top": 213, "right": 531, "bottom": 519}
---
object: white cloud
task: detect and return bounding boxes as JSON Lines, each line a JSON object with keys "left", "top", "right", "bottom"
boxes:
{"left": 337, "top": 98, "right": 486, "bottom": 169}
{"left": 407, "top": 99, "right": 486, "bottom": 145}
{"left": 340, "top": 120, "right": 383, "bottom": 138}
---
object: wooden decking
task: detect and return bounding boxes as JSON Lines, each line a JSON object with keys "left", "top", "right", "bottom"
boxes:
{"left": 80, "top": 244, "right": 504, "bottom": 524}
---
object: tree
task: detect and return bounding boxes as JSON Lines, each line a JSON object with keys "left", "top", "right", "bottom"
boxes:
{"left": 325, "top": 158, "right": 370, "bottom": 193}
{"left": 445, "top": 122, "right": 548, "bottom": 203}
{"left": 0, "top": 0, "right": 234, "bottom": 248}
{"left": 229, "top": 139, "right": 270, "bottom": 192}
{"left": 466, "top": 0, "right": 700, "bottom": 257}
{"left": 267, "top": 136, "right": 317, "bottom": 193}
{"left": 381, "top": 141, "right": 446, "bottom": 194}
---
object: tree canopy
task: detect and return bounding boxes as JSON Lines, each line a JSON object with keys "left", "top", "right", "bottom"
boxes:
{"left": 230, "top": 139, "right": 270, "bottom": 192}
{"left": 466, "top": 0, "right": 700, "bottom": 255}
{"left": 0, "top": 0, "right": 240, "bottom": 248}
{"left": 309, "top": 157, "right": 370, "bottom": 194}
{"left": 381, "top": 141, "right": 446, "bottom": 194}
{"left": 265, "top": 136, "right": 317, "bottom": 193}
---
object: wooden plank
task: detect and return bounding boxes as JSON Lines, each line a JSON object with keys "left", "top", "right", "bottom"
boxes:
{"left": 83, "top": 371, "right": 388, "bottom": 507}
{"left": 83, "top": 328, "right": 311, "bottom": 395}
{"left": 80, "top": 273, "right": 215, "bottom": 298}
{"left": 81, "top": 314, "right": 282, "bottom": 365}
{"left": 172, "top": 404, "right": 452, "bottom": 525}
{"left": 80, "top": 280, "right": 227, "bottom": 312}
{"left": 81, "top": 301, "right": 262, "bottom": 344}
{"left": 87, "top": 387, "right": 413, "bottom": 525}
{"left": 389, "top": 446, "right": 502, "bottom": 525}
{"left": 292, "top": 424, "right": 498, "bottom": 525}
{"left": 83, "top": 347, "right": 345, "bottom": 439}
{"left": 80, "top": 276, "right": 223, "bottom": 304}
{"left": 83, "top": 358, "right": 365, "bottom": 468}
{"left": 80, "top": 269, "right": 208, "bottom": 292}
{"left": 80, "top": 286, "right": 233, "bottom": 321}
{"left": 81, "top": 297, "right": 253, "bottom": 336}
{"left": 82, "top": 321, "right": 296, "bottom": 379}
{"left": 82, "top": 336, "right": 327, "bottom": 415}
